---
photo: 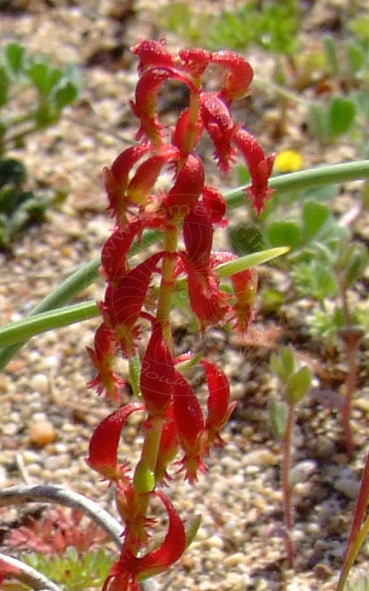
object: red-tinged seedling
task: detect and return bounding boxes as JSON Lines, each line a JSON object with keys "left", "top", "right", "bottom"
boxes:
{"left": 86, "top": 38, "right": 275, "bottom": 590}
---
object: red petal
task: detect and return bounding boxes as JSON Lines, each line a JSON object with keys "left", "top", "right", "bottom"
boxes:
{"left": 201, "top": 359, "right": 236, "bottom": 447}
{"left": 232, "top": 127, "right": 275, "bottom": 214}
{"left": 105, "top": 252, "right": 164, "bottom": 356}
{"left": 86, "top": 403, "right": 144, "bottom": 481}
{"left": 140, "top": 322, "right": 175, "bottom": 418}
{"left": 211, "top": 50, "right": 253, "bottom": 102}
{"left": 132, "top": 39, "right": 176, "bottom": 73}
{"left": 87, "top": 322, "right": 124, "bottom": 402}
{"left": 162, "top": 153, "right": 204, "bottom": 217}
{"left": 200, "top": 92, "right": 237, "bottom": 174}
{"left": 173, "top": 371, "right": 206, "bottom": 482}
{"left": 183, "top": 202, "right": 213, "bottom": 269}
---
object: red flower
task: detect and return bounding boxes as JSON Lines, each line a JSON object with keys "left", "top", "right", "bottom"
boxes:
{"left": 127, "top": 147, "right": 178, "bottom": 207}
{"left": 162, "top": 153, "right": 205, "bottom": 218}
{"left": 103, "top": 490, "right": 186, "bottom": 591}
{"left": 232, "top": 126, "right": 275, "bottom": 214}
{"left": 179, "top": 47, "right": 212, "bottom": 77}
{"left": 140, "top": 322, "right": 175, "bottom": 419}
{"left": 104, "top": 252, "right": 164, "bottom": 356}
{"left": 87, "top": 322, "right": 124, "bottom": 402}
{"left": 200, "top": 91, "right": 237, "bottom": 174}
{"left": 131, "top": 39, "right": 176, "bottom": 73}
{"left": 86, "top": 403, "right": 144, "bottom": 482}
{"left": 173, "top": 371, "right": 206, "bottom": 483}
{"left": 201, "top": 359, "right": 237, "bottom": 448}
{"left": 211, "top": 50, "right": 253, "bottom": 102}
{"left": 131, "top": 68, "right": 193, "bottom": 145}
{"left": 101, "top": 221, "right": 141, "bottom": 283}
{"left": 103, "top": 144, "right": 150, "bottom": 222}
{"left": 202, "top": 184, "right": 227, "bottom": 225}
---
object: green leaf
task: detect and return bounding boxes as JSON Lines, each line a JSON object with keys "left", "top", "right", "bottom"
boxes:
{"left": 267, "top": 220, "right": 302, "bottom": 250}
{"left": 0, "top": 65, "right": 10, "bottom": 109}
{"left": 228, "top": 223, "right": 265, "bottom": 255}
{"left": 269, "top": 401, "right": 288, "bottom": 439}
{"left": 329, "top": 97, "right": 356, "bottom": 136}
{"left": 270, "top": 348, "right": 297, "bottom": 383}
{"left": 285, "top": 366, "right": 313, "bottom": 403}
{"left": 323, "top": 36, "right": 339, "bottom": 76}
{"left": 307, "top": 103, "right": 331, "bottom": 146}
{"left": 26, "top": 61, "right": 63, "bottom": 96}
{"left": 291, "top": 260, "right": 338, "bottom": 301}
{"left": 343, "top": 242, "right": 369, "bottom": 286}
{"left": 215, "top": 247, "right": 289, "bottom": 278}
{"left": 5, "top": 42, "right": 25, "bottom": 74}
{"left": 302, "top": 200, "right": 331, "bottom": 242}
{"left": 346, "top": 41, "right": 364, "bottom": 74}
{"left": 55, "top": 80, "right": 79, "bottom": 109}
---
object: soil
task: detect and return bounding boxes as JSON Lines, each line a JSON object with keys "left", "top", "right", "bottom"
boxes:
{"left": 1, "top": 1, "right": 369, "bottom": 591}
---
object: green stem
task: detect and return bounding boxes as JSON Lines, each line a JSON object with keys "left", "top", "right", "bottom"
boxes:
{"left": 1, "top": 161, "right": 369, "bottom": 371}
{"left": 0, "top": 300, "right": 99, "bottom": 348}
{"left": 0, "top": 258, "right": 100, "bottom": 371}
{"left": 226, "top": 160, "right": 369, "bottom": 208}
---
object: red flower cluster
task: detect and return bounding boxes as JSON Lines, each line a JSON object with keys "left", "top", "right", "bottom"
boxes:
{"left": 87, "top": 39, "right": 274, "bottom": 591}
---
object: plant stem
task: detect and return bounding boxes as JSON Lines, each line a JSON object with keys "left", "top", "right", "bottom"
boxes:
{"left": 227, "top": 160, "right": 369, "bottom": 208}
{"left": 282, "top": 401, "right": 296, "bottom": 568}
{"left": 0, "top": 301, "right": 99, "bottom": 348}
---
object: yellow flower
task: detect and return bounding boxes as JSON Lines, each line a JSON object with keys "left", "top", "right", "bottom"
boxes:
{"left": 274, "top": 150, "right": 303, "bottom": 173}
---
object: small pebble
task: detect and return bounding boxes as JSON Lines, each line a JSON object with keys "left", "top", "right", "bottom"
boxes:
{"left": 30, "top": 373, "right": 49, "bottom": 395}
{"left": 334, "top": 477, "right": 360, "bottom": 499}
{"left": 29, "top": 420, "right": 56, "bottom": 447}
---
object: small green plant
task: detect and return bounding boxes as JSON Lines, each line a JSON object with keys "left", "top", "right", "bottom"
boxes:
{"left": 270, "top": 347, "right": 313, "bottom": 567}
{"left": 0, "top": 42, "right": 80, "bottom": 249}
{"left": 207, "top": 0, "right": 300, "bottom": 57}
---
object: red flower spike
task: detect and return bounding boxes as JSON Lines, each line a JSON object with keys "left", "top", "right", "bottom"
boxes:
{"left": 172, "top": 107, "right": 203, "bottom": 155}
{"left": 232, "top": 126, "right": 275, "bottom": 214}
{"left": 105, "top": 252, "right": 164, "bottom": 356}
{"left": 162, "top": 153, "right": 205, "bottom": 218}
{"left": 87, "top": 322, "right": 124, "bottom": 402}
{"left": 179, "top": 48, "right": 212, "bottom": 77}
{"left": 86, "top": 403, "right": 144, "bottom": 482}
{"left": 200, "top": 92, "right": 237, "bottom": 174}
{"left": 155, "top": 406, "right": 179, "bottom": 483}
{"left": 183, "top": 202, "right": 213, "bottom": 269}
{"left": 131, "top": 68, "right": 192, "bottom": 145}
{"left": 104, "top": 144, "right": 150, "bottom": 220}
{"left": 140, "top": 322, "right": 175, "bottom": 419}
{"left": 103, "top": 491, "right": 186, "bottom": 591}
{"left": 231, "top": 267, "right": 258, "bottom": 333}
{"left": 200, "top": 359, "right": 237, "bottom": 448}
{"left": 127, "top": 149, "right": 178, "bottom": 207}
{"left": 211, "top": 50, "right": 253, "bottom": 102}
{"left": 202, "top": 184, "right": 227, "bottom": 225}
{"left": 131, "top": 39, "right": 176, "bottom": 73}
{"left": 101, "top": 221, "right": 141, "bottom": 283}
{"left": 173, "top": 371, "right": 206, "bottom": 483}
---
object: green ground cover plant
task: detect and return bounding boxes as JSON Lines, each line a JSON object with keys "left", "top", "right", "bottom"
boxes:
{"left": 0, "top": 41, "right": 80, "bottom": 249}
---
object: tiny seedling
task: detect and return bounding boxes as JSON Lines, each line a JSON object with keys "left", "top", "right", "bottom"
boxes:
{"left": 270, "top": 347, "right": 313, "bottom": 567}
{"left": 0, "top": 42, "right": 80, "bottom": 249}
